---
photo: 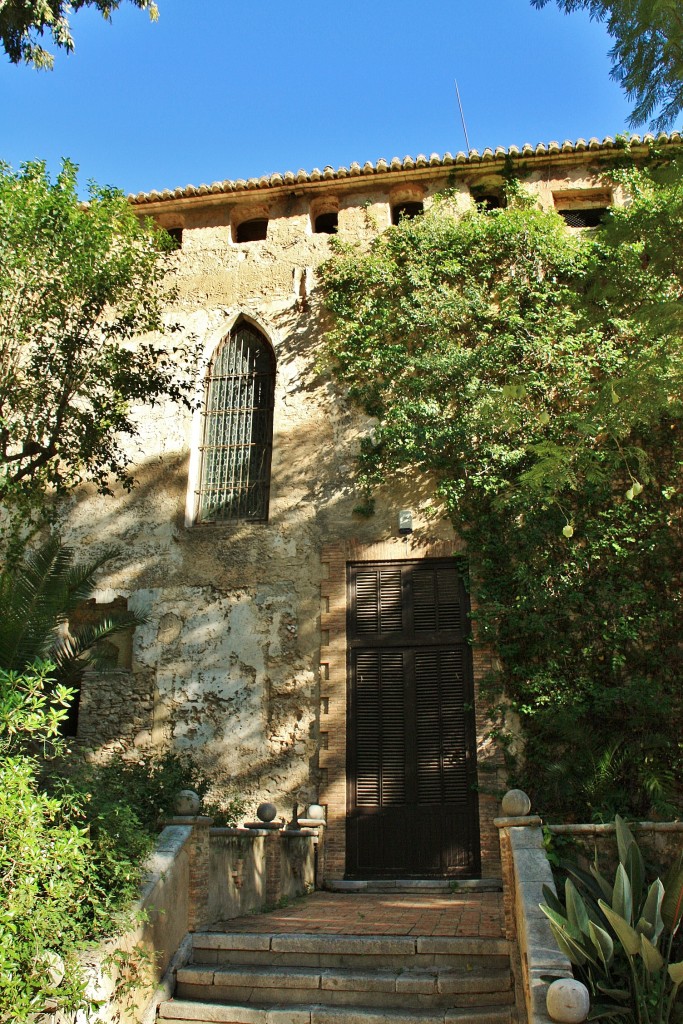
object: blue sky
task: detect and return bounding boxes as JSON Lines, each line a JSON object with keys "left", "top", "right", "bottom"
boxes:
{"left": 1, "top": 0, "right": 640, "bottom": 196}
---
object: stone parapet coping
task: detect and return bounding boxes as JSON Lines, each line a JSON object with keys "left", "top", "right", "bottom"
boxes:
{"left": 494, "top": 815, "right": 543, "bottom": 829}
{"left": 137, "top": 824, "right": 192, "bottom": 909}
{"left": 163, "top": 815, "right": 215, "bottom": 826}
{"left": 209, "top": 827, "right": 259, "bottom": 836}
{"left": 547, "top": 821, "right": 683, "bottom": 835}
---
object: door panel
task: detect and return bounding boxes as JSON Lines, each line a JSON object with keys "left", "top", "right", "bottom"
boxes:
{"left": 415, "top": 649, "right": 468, "bottom": 806}
{"left": 346, "top": 560, "right": 479, "bottom": 878}
{"left": 354, "top": 650, "right": 406, "bottom": 807}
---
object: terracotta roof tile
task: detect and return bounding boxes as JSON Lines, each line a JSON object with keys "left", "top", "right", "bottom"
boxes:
{"left": 128, "top": 133, "right": 683, "bottom": 204}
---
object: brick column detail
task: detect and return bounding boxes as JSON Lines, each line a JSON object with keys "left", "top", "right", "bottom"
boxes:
{"left": 264, "top": 831, "right": 283, "bottom": 905}
{"left": 168, "top": 814, "right": 214, "bottom": 932}
{"left": 497, "top": 823, "right": 516, "bottom": 942}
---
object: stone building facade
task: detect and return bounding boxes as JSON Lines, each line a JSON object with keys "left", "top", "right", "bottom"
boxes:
{"left": 65, "top": 133, "right": 677, "bottom": 882}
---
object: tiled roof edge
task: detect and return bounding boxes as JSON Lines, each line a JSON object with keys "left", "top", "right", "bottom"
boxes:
{"left": 128, "top": 132, "right": 682, "bottom": 205}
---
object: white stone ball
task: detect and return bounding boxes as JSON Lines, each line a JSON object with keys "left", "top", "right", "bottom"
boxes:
{"left": 501, "top": 788, "right": 532, "bottom": 816}
{"left": 307, "top": 804, "right": 325, "bottom": 820}
{"left": 547, "top": 979, "right": 590, "bottom": 1023}
{"left": 36, "top": 951, "right": 65, "bottom": 988}
{"left": 175, "top": 789, "right": 201, "bottom": 815}
{"left": 257, "top": 802, "right": 278, "bottom": 823}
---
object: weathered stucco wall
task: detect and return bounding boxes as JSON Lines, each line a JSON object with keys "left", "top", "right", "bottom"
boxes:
{"left": 207, "top": 828, "right": 316, "bottom": 923}
{"left": 65, "top": 155, "right": 622, "bottom": 870}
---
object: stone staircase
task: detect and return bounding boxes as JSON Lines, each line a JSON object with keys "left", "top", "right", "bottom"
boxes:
{"left": 326, "top": 880, "right": 502, "bottom": 894}
{"left": 158, "top": 930, "right": 517, "bottom": 1024}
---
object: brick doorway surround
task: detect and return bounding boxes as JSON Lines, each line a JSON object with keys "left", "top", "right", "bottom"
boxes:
{"left": 318, "top": 539, "right": 505, "bottom": 882}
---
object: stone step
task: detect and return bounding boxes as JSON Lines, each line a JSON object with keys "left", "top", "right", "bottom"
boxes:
{"left": 175, "top": 964, "right": 513, "bottom": 1010}
{"left": 326, "top": 880, "right": 503, "bottom": 894}
{"left": 158, "top": 999, "right": 515, "bottom": 1024}
{"left": 192, "top": 934, "right": 510, "bottom": 972}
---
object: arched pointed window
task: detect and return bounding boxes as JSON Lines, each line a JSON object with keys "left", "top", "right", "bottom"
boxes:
{"left": 198, "top": 322, "right": 275, "bottom": 522}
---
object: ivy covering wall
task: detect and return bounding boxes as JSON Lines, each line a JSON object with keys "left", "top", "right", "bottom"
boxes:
{"left": 321, "top": 154, "right": 682, "bottom": 820}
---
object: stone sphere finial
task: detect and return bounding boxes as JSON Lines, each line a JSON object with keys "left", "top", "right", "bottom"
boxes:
{"left": 175, "top": 789, "right": 201, "bottom": 815}
{"left": 501, "top": 789, "right": 531, "bottom": 816}
{"left": 257, "top": 801, "right": 277, "bottom": 823}
{"left": 307, "top": 804, "right": 325, "bottom": 820}
{"left": 546, "top": 978, "right": 590, "bottom": 1023}
{"left": 35, "top": 951, "right": 65, "bottom": 988}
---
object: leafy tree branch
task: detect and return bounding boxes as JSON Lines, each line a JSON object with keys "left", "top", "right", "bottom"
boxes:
{"left": 0, "top": 159, "right": 197, "bottom": 543}
{"left": 0, "top": 0, "right": 158, "bottom": 68}
{"left": 532, "top": 0, "right": 683, "bottom": 130}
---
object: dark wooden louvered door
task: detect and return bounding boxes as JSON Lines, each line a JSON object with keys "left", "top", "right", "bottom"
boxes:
{"left": 346, "top": 560, "right": 480, "bottom": 877}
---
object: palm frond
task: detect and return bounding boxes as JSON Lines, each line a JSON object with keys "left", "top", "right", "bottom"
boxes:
{"left": 52, "top": 612, "right": 147, "bottom": 687}
{"left": 0, "top": 533, "right": 70, "bottom": 669}
{"left": 0, "top": 536, "right": 141, "bottom": 688}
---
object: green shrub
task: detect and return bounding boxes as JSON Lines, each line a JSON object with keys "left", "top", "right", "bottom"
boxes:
{"left": 0, "top": 663, "right": 220, "bottom": 1022}
{"left": 64, "top": 748, "right": 210, "bottom": 834}
{"left": 0, "top": 664, "right": 95, "bottom": 1021}
{"left": 204, "top": 791, "right": 249, "bottom": 827}
{"left": 541, "top": 816, "right": 683, "bottom": 1024}
{"left": 49, "top": 749, "right": 214, "bottom": 930}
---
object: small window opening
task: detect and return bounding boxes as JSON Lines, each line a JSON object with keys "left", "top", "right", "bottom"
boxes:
{"left": 167, "top": 227, "right": 183, "bottom": 249}
{"left": 391, "top": 201, "right": 424, "bottom": 225}
{"left": 314, "top": 211, "right": 338, "bottom": 234}
{"left": 558, "top": 208, "right": 607, "bottom": 229}
{"left": 236, "top": 218, "right": 269, "bottom": 243}
{"left": 63, "top": 596, "right": 132, "bottom": 737}
{"left": 476, "top": 194, "right": 504, "bottom": 212}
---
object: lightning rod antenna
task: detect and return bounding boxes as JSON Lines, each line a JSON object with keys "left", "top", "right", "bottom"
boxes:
{"left": 455, "top": 79, "right": 471, "bottom": 153}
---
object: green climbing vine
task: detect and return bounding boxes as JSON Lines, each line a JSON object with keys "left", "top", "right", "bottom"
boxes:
{"left": 321, "top": 152, "right": 682, "bottom": 821}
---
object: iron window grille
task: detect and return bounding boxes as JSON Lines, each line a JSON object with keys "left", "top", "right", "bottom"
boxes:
{"left": 558, "top": 207, "right": 608, "bottom": 228}
{"left": 197, "top": 323, "right": 275, "bottom": 522}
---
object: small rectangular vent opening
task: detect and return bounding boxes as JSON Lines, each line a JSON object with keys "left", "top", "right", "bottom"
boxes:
{"left": 559, "top": 207, "right": 608, "bottom": 228}
{"left": 314, "top": 211, "right": 338, "bottom": 234}
{"left": 235, "top": 218, "right": 269, "bottom": 243}
{"left": 167, "top": 226, "right": 183, "bottom": 248}
{"left": 391, "top": 201, "right": 424, "bottom": 225}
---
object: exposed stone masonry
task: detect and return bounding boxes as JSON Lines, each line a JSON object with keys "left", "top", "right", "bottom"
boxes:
{"left": 62, "top": 138, "right": 669, "bottom": 875}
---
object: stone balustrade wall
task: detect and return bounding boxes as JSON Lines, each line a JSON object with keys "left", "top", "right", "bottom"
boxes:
{"left": 546, "top": 821, "right": 683, "bottom": 878}
{"left": 53, "top": 817, "right": 317, "bottom": 1024}
{"left": 207, "top": 827, "right": 316, "bottom": 922}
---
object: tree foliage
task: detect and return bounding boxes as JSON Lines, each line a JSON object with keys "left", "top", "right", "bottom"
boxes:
{"left": 532, "top": 0, "right": 683, "bottom": 130}
{"left": 0, "top": 160, "right": 195, "bottom": 539}
{"left": 321, "top": 160, "right": 683, "bottom": 820}
{"left": 0, "top": 0, "right": 158, "bottom": 68}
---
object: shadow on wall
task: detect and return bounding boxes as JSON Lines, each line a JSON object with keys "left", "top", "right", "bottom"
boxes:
{"left": 63, "top": 293, "right": 453, "bottom": 589}
{"left": 62, "top": 290, "right": 460, "bottom": 812}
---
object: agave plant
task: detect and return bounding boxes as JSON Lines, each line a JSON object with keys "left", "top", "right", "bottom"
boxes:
{"left": 541, "top": 816, "right": 683, "bottom": 1024}
{"left": 0, "top": 535, "right": 144, "bottom": 711}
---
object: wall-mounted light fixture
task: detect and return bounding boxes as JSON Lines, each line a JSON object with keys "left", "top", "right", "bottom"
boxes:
{"left": 398, "top": 510, "right": 413, "bottom": 536}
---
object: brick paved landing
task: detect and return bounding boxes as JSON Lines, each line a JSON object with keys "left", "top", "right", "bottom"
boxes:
{"left": 209, "top": 891, "right": 505, "bottom": 938}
